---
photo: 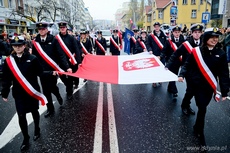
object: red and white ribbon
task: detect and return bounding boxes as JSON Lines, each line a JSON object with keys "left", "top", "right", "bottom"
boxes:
{"left": 32, "top": 40, "right": 64, "bottom": 72}
{"left": 110, "top": 37, "right": 120, "bottom": 51}
{"left": 6, "top": 56, "right": 48, "bottom": 105}
{"left": 192, "top": 47, "right": 220, "bottom": 102}
{"left": 55, "top": 34, "right": 77, "bottom": 65}
{"left": 183, "top": 41, "right": 193, "bottom": 54}
{"left": 168, "top": 39, "right": 182, "bottom": 61}
{"left": 95, "top": 39, "right": 106, "bottom": 53}
{"left": 150, "top": 34, "right": 163, "bottom": 50}
{"left": 138, "top": 40, "right": 147, "bottom": 50}
{"left": 80, "top": 42, "right": 89, "bottom": 55}
{"left": 131, "top": 36, "right": 136, "bottom": 44}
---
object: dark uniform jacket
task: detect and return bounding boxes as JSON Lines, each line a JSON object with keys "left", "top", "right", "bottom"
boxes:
{"left": 1, "top": 51, "right": 46, "bottom": 113}
{"left": 0, "top": 39, "right": 11, "bottom": 56}
{"left": 56, "top": 32, "right": 82, "bottom": 67}
{"left": 166, "top": 36, "right": 201, "bottom": 69}
{"left": 32, "top": 34, "right": 69, "bottom": 71}
{"left": 134, "top": 37, "right": 152, "bottom": 54}
{"left": 130, "top": 35, "right": 139, "bottom": 54}
{"left": 81, "top": 38, "right": 93, "bottom": 54}
{"left": 179, "top": 46, "right": 229, "bottom": 97}
{"left": 95, "top": 37, "right": 107, "bottom": 55}
{"left": 110, "top": 35, "right": 122, "bottom": 55}
{"left": 161, "top": 34, "right": 185, "bottom": 63}
{"left": 148, "top": 30, "right": 167, "bottom": 56}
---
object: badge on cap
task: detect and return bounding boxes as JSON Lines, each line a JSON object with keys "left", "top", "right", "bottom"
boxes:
{"left": 39, "top": 23, "right": 42, "bottom": 26}
{"left": 197, "top": 25, "right": 200, "bottom": 29}
{"left": 14, "top": 36, "right": 19, "bottom": 42}
{"left": 213, "top": 27, "right": 217, "bottom": 32}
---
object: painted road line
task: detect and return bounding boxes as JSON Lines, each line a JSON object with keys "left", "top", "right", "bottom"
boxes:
{"left": 107, "top": 83, "right": 119, "bottom": 153}
{"left": 93, "top": 82, "right": 104, "bottom": 153}
{"left": 0, "top": 78, "right": 85, "bottom": 149}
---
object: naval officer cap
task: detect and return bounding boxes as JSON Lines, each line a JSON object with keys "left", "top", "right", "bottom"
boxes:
{"left": 133, "top": 28, "right": 139, "bottom": 32}
{"left": 140, "top": 30, "right": 147, "bottom": 34}
{"left": 36, "top": 22, "right": 49, "bottom": 29}
{"left": 172, "top": 25, "right": 181, "bottom": 31}
{"left": 190, "top": 23, "right": 204, "bottom": 32}
{"left": 153, "top": 22, "right": 161, "bottom": 26}
{"left": 80, "top": 31, "right": 86, "bottom": 34}
{"left": 113, "top": 29, "right": 119, "bottom": 33}
{"left": 10, "top": 36, "right": 25, "bottom": 45}
{"left": 58, "top": 21, "right": 68, "bottom": 27}
{"left": 97, "top": 30, "right": 102, "bottom": 34}
{"left": 203, "top": 27, "right": 222, "bottom": 43}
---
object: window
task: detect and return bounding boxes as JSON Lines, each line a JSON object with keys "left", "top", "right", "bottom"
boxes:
{"left": 147, "top": 15, "right": 151, "bottom": 22}
{"left": 153, "top": 12, "right": 156, "bottom": 19}
{"left": 191, "top": 0, "right": 196, "bottom": 5}
{"left": 0, "top": 0, "right": 3, "bottom": 6}
{"left": 200, "top": 0, "right": 203, "bottom": 4}
{"left": 158, "top": 11, "right": 163, "bottom": 19}
{"left": 191, "top": 10, "right": 197, "bottom": 18}
{"left": 182, "top": 0, "right": 187, "bottom": 5}
{"left": 8, "top": 0, "right": 12, "bottom": 8}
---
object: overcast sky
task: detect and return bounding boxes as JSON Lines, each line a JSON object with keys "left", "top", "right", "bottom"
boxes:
{"left": 84, "top": 0, "right": 129, "bottom": 20}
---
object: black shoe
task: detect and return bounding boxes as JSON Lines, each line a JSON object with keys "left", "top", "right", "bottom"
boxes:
{"left": 57, "top": 96, "right": 63, "bottom": 105}
{"left": 20, "top": 138, "right": 30, "bottom": 151}
{"left": 173, "top": 93, "right": 178, "bottom": 97}
{"left": 33, "top": 133, "right": 40, "bottom": 141}
{"left": 83, "top": 79, "right": 87, "bottom": 82}
{"left": 152, "top": 83, "right": 157, "bottom": 88}
{"left": 44, "top": 110, "right": 54, "bottom": 118}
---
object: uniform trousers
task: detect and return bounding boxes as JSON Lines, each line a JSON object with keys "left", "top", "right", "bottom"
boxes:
{"left": 181, "top": 77, "right": 195, "bottom": 108}
{"left": 167, "top": 64, "right": 180, "bottom": 94}
{"left": 40, "top": 74, "right": 61, "bottom": 111}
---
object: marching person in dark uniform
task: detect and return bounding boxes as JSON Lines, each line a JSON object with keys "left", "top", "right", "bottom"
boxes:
{"left": 85, "top": 30, "right": 95, "bottom": 53}
{"left": 95, "top": 30, "right": 107, "bottom": 55}
{"left": 130, "top": 28, "right": 140, "bottom": 54}
{"left": 1, "top": 36, "right": 55, "bottom": 151}
{"left": 80, "top": 31, "right": 93, "bottom": 56}
{"left": 148, "top": 22, "right": 167, "bottom": 87}
{"left": 32, "top": 22, "right": 70, "bottom": 118}
{"left": 160, "top": 25, "right": 185, "bottom": 98}
{"left": 166, "top": 23, "right": 204, "bottom": 115}
{"left": 134, "top": 30, "right": 152, "bottom": 54}
{"left": 110, "top": 29, "right": 122, "bottom": 55}
{"left": 56, "top": 21, "right": 81, "bottom": 99}
{"left": 178, "top": 27, "right": 229, "bottom": 148}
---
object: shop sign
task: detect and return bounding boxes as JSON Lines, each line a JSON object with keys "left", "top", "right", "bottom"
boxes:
{"left": 0, "top": 18, "right": 5, "bottom": 24}
{"left": 6, "top": 19, "right": 19, "bottom": 25}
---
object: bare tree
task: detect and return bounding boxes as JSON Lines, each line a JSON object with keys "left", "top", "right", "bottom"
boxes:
{"left": 45, "top": 0, "right": 63, "bottom": 22}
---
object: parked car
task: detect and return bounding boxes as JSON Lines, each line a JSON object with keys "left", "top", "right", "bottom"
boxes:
{"left": 100, "top": 30, "right": 112, "bottom": 47}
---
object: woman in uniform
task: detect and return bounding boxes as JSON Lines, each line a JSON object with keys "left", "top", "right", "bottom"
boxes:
{"left": 178, "top": 28, "right": 229, "bottom": 148}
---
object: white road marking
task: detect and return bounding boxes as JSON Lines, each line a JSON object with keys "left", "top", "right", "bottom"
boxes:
{"left": 107, "top": 83, "right": 119, "bottom": 153}
{"left": 0, "top": 78, "right": 85, "bottom": 149}
{"left": 93, "top": 82, "right": 104, "bottom": 153}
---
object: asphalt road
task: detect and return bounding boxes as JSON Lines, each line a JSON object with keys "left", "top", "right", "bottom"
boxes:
{"left": 0, "top": 78, "right": 229, "bottom": 153}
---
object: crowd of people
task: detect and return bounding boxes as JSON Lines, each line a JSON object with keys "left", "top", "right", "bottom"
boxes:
{"left": 0, "top": 21, "right": 229, "bottom": 151}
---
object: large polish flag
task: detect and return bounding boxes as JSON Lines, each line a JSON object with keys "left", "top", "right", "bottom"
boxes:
{"left": 59, "top": 52, "right": 178, "bottom": 84}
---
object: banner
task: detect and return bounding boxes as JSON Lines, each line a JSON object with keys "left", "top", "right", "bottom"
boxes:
{"left": 124, "top": 28, "right": 134, "bottom": 55}
{"left": 59, "top": 52, "right": 178, "bottom": 84}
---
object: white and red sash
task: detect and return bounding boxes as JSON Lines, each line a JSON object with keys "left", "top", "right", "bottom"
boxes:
{"left": 110, "top": 37, "right": 120, "bottom": 51}
{"left": 182, "top": 41, "right": 193, "bottom": 54}
{"left": 138, "top": 40, "right": 147, "bottom": 50}
{"left": 168, "top": 39, "right": 182, "bottom": 61}
{"left": 192, "top": 47, "right": 221, "bottom": 102}
{"left": 55, "top": 34, "right": 77, "bottom": 65}
{"left": 131, "top": 36, "right": 137, "bottom": 44}
{"left": 95, "top": 39, "right": 106, "bottom": 53}
{"left": 80, "top": 42, "right": 89, "bottom": 55}
{"left": 150, "top": 34, "right": 163, "bottom": 50}
{"left": 6, "top": 56, "right": 48, "bottom": 105}
{"left": 32, "top": 40, "right": 64, "bottom": 72}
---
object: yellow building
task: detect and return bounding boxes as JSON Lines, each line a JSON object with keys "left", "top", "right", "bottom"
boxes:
{"left": 143, "top": 0, "right": 211, "bottom": 31}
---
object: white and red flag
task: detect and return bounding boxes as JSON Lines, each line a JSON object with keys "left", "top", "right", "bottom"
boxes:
{"left": 59, "top": 52, "right": 177, "bottom": 84}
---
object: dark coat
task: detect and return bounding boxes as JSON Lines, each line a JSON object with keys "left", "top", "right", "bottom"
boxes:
{"left": 95, "top": 37, "right": 107, "bottom": 55}
{"left": 56, "top": 33, "right": 82, "bottom": 67}
{"left": 32, "top": 34, "right": 69, "bottom": 71}
{"left": 134, "top": 37, "right": 152, "bottom": 54}
{"left": 148, "top": 30, "right": 167, "bottom": 56}
{"left": 179, "top": 46, "right": 229, "bottom": 97}
{"left": 1, "top": 51, "right": 45, "bottom": 114}
{"left": 0, "top": 39, "right": 11, "bottom": 56}
{"left": 166, "top": 36, "right": 202, "bottom": 69}
{"left": 110, "top": 35, "right": 122, "bottom": 55}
